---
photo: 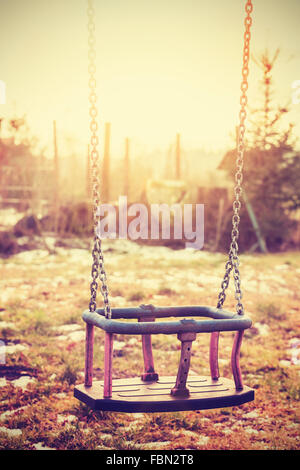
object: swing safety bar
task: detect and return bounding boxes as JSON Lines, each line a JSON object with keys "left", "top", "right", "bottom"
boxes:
{"left": 82, "top": 304, "right": 252, "bottom": 335}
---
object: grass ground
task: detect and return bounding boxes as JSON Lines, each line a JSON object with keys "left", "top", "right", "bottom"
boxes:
{"left": 0, "top": 240, "right": 299, "bottom": 450}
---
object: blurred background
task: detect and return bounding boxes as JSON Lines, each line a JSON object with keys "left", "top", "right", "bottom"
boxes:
{"left": 0, "top": 0, "right": 300, "bottom": 254}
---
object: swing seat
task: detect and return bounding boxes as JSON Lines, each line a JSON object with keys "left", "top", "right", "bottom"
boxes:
{"left": 74, "top": 375, "right": 254, "bottom": 413}
{"left": 74, "top": 305, "right": 255, "bottom": 412}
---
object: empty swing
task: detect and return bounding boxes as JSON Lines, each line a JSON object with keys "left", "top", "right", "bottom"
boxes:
{"left": 74, "top": 0, "right": 255, "bottom": 413}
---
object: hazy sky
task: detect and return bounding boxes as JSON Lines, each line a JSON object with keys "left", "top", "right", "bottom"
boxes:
{"left": 0, "top": 0, "right": 299, "bottom": 158}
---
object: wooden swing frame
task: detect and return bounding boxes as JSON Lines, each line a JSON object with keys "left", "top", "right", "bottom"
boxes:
{"left": 74, "top": 305, "right": 254, "bottom": 412}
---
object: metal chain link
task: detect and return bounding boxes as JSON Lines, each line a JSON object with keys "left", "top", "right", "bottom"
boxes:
{"left": 87, "top": 0, "right": 112, "bottom": 318}
{"left": 217, "top": 0, "right": 253, "bottom": 315}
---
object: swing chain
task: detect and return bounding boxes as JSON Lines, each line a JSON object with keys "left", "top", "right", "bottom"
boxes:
{"left": 217, "top": 0, "right": 253, "bottom": 316}
{"left": 87, "top": 0, "right": 112, "bottom": 318}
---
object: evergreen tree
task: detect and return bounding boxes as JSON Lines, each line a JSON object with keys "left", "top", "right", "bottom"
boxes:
{"left": 219, "top": 49, "right": 300, "bottom": 251}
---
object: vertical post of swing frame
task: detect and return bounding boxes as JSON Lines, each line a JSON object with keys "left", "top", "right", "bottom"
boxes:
{"left": 84, "top": 323, "right": 94, "bottom": 387}
{"left": 171, "top": 332, "right": 196, "bottom": 397}
{"left": 139, "top": 316, "right": 159, "bottom": 382}
{"left": 209, "top": 331, "right": 220, "bottom": 381}
{"left": 231, "top": 330, "right": 244, "bottom": 390}
{"left": 103, "top": 332, "right": 114, "bottom": 398}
